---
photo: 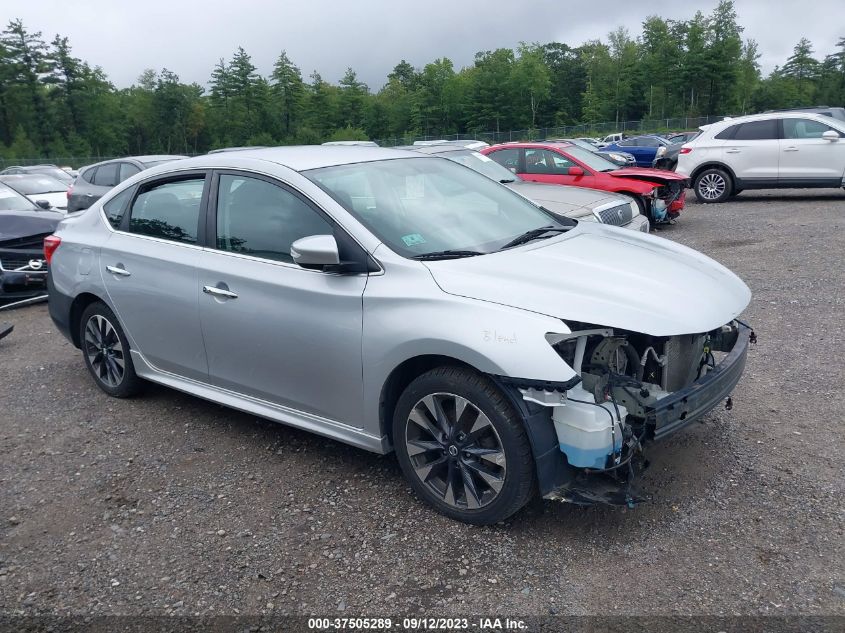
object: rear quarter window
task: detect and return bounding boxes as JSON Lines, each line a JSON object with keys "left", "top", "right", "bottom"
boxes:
{"left": 102, "top": 188, "right": 133, "bottom": 229}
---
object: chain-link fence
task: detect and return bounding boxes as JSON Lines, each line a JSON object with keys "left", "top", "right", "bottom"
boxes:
{"left": 0, "top": 115, "right": 730, "bottom": 165}
{"left": 376, "top": 115, "right": 728, "bottom": 147}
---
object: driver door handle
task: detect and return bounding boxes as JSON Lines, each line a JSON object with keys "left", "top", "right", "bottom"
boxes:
{"left": 783, "top": 146, "right": 799, "bottom": 152}
{"left": 203, "top": 285, "right": 238, "bottom": 299}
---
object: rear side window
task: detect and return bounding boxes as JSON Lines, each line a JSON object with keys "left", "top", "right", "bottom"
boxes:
{"left": 81, "top": 167, "right": 97, "bottom": 183}
{"left": 102, "top": 188, "right": 133, "bottom": 229}
{"left": 128, "top": 178, "right": 205, "bottom": 244}
{"left": 732, "top": 120, "right": 778, "bottom": 141}
{"left": 93, "top": 163, "right": 119, "bottom": 187}
{"left": 215, "top": 175, "right": 333, "bottom": 264}
{"left": 487, "top": 148, "right": 521, "bottom": 172}
{"left": 119, "top": 162, "right": 141, "bottom": 182}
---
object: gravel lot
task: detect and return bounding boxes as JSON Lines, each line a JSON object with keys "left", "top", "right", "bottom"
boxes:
{"left": 1, "top": 190, "right": 843, "bottom": 619}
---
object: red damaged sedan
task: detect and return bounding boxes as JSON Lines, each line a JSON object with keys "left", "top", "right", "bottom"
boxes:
{"left": 481, "top": 142, "right": 688, "bottom": 224}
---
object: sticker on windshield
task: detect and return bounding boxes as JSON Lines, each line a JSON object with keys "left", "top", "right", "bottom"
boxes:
{"left": 401, "top": 233, "right": 426, "bottom": 247}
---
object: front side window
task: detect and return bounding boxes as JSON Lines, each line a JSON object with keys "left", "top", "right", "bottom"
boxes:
{"left": 306, "top": 157, "right": 565, "bottom": 258}
{"left": 524, "top": 149, "right": 574, "bottom": 175}
{"left": 215, "top": 175, "right": 333, "bottom": 264}
{"left": 127, "top": 177, "right": 204, "bottom": 244}
{"left": 783, "top": 118, "right": 843, "bottom": 139}
{"left": 93, "top": 163, "right": 119, "bottom": 187}
{"left": 733, "top": 120, "right": 778, "bottom": 141}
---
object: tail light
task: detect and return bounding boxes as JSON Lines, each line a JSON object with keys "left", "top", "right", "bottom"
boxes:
{"left": 43, "top": 235, "right": 61, "bottom": 264}
{"left": 67, "top": 184, "right": 73, "bottom": 199}
{"left": 679, "top": 147, "right": 692, "bottom": 154}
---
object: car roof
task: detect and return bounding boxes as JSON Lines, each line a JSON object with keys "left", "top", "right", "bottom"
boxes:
{"left": 395, "top": 144, "right": 468, "bottom": 155}
{"left": 145, "top": 145, "right": 425, "bottom": 173}
{"left": 84, "top": 155, "right": 189, "bottom": 170}
{"left": 487, "top": 141, "right": 574, "bottom": 150}
{"left": 710, "top": 111, "right": 842, "bottom": 128}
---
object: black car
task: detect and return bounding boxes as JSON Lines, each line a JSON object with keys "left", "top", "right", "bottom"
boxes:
{"left": 652, "top": 141, "right": 685, "bottom": 170}
{"left": 67, "top": 155, "right": 187, "bottom": 212}
{"left": 665, "top": 131, "right": 700, "bottom": 144}
{"left": 0, "top": 182, "right": 62, "bottom": 303}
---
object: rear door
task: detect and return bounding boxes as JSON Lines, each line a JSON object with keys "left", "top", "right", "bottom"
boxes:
{"left": 722, "top": 119, "right": 780, "bottom": 184}
{"left": 779, "top": 118, "right": 845, "bottom": 186}
{"left": 100, "top": 172, "right": 209, "bottom": 381}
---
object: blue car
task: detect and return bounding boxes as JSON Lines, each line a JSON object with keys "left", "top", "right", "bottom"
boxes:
{"left": 603, "top": 135, "right": 673, "bottom": 168}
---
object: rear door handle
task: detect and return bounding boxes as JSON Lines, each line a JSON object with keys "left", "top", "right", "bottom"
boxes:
{"left": 784, "top": 146, "right": 799, "bottom": 152}
{"left": 725, "top": 148, "right": 741, "bottom": 154}
{"left": 203, "top": 285, "right": 238, "bottom": 299}
{"left": 106, "top": 265, "right": 130, "bottom": 277}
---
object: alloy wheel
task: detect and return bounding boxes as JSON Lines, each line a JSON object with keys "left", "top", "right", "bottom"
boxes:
{"left": 405, "top": 393, "right": 506, "bottom": 510}
{"left": 83, "top": 314, "right": 126, "bottom": 388}
{"left": 698, "top": 173, "right": 727, "bottom": 200}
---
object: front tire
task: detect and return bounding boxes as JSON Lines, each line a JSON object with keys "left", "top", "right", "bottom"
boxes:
{"left": 79, "top": 302, "right": 143, "bottom": 398}
{"left": 392, "top": 367, "right": 534, "bottom": 525}
{"left": 694, "top": 168, "right": 732, "bottom": 203}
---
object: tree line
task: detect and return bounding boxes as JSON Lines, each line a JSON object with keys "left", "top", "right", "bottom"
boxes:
{"left": 0, "top": 0, "right": 842, "bottom": 161}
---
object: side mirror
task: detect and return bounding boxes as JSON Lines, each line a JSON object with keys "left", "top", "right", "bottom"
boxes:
{"left": 291, "top": 234, "right": 340, "bottom": 270}
{"left": 822, "top": 130, "right": 840, "bottom": 142}
{"left": 35, "top": 199, "right": 51, "bottom": 209}
{"left": 567, "top": 166, "right": 585, "bottom": 177}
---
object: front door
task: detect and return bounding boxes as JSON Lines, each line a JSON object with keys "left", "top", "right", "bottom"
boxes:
{"left": 779, "top": 117, "right": 845, "bottom": 185}
{"left": 197, "top": 172, "right": 368, "bottom": 427}
{"left": 100, "top": 173, "right": 209, "bottom": 381}
{"left": 521, "top": 148, "right": 594, "bottom": 188}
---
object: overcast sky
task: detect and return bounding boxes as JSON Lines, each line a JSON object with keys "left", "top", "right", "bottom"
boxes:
{"left": 5, "top": 0, "right": 842, "bottom": 90}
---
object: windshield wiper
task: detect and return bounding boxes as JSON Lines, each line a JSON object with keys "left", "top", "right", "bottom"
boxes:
{"left": 412, "top": 249, "right": 485, "bottom": 261}
{"left": 499, "top": 225, "right": 570, "bottom": 250}
{"left": 499, "top": 178, "right": 516, "bottom": 183}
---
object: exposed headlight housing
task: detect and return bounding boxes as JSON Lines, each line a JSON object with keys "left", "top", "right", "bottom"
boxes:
{"left": 656, "top": 146, "right": 667, "bottom": 158}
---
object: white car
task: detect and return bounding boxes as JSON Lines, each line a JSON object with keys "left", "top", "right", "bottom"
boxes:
{"left": 677, "top": 112, "right": 845, "bottom": 203}
{"left": 0, "top": 174, "right": 68, "bottom": 212}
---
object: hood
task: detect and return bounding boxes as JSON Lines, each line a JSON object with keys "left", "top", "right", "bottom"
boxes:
{"left": 0, "top": 209, "right": 63, "bottom": 243}
{"left": 507, "top": 181, "right": 624, "bottom": 218}
{"left": 608, "top": 167, "right": 688, "bottom": 184}
{"left": 423, "top": 222, "right": 751, "bottom": 336}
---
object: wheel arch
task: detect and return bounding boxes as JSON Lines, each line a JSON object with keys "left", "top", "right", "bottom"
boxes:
{"left": 379, "top": 354, "right": 478, "bottom": 450}
{"left": 69, "top": 292, "right": 108, "bottom": 348}
{"left": 690, "top": 161, "right": 738, "bottom": 186}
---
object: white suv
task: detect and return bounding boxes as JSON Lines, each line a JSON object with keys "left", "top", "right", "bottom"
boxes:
{"left": 677, "top": 112, "right": 845, "bottom": 203}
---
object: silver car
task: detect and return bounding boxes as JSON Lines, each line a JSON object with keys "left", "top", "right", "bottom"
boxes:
{"left": 47, "top": 147, "right": 753, "bottom": 524}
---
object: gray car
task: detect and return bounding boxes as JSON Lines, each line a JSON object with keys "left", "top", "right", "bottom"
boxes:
{"left": 68, "top": 155, "right": 187, "bottom": 213}
{"left": 47, "top": 147, "right": 752, "bottom": 524}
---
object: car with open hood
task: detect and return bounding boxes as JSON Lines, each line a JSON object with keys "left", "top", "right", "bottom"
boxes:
{"left": 46, "top": 146, "right": 752, "bottom": 524}
{"left": 0, "top": 182, "right": 62, "bottom": 302}
{"left": 398, "top": 144, "right": 649, "bottom": 232}
{"left": 482, "top": 141, "right": 688, "bottom": 224}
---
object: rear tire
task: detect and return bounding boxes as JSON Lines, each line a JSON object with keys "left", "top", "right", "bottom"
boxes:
{"left": 694, "top": 168, "right": 732, "bottom": 203}
{"left": 79, "top": 302, "right": 143, "bottom": 398}
{"left": 392, "top": 367, "right": 534, "bottom": 525}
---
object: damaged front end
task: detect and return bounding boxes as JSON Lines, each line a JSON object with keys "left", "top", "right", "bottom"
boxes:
{"left": 502, "top": 319, "right": 754, "bottom": 508}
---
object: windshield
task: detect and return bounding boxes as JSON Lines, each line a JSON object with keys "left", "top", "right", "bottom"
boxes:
{"left": 437, "top": 149, "right": 521, "bottom": 183}
{"left": 306, "top": 157, "right": 564, "bottom": 258}
{"left": 2, "top": 176, "right": 66, "bottom": 194}
{"left": 563, "top": 145, "right": 619, "bottom": 172}
{"left": 0, "top": 184, "right": 37, "bottom": 211}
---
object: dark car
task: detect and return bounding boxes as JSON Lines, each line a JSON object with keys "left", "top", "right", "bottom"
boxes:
{"left": 603, "top": 135, "right": 674, "bottom": 167}
{"left": 0, "top": 182, "right": 62, "bottom": 303}
{"left": 0, "top": 164, "right": 75, "bottom": 185}
{"left": 652, "top": 142, "right": 685, "bottom": 170}
{"left": 68, "top": 155, "right": 188, "bottom": 212}
{"left": 665, "top": 131, "right": 700, "bottom": 144}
